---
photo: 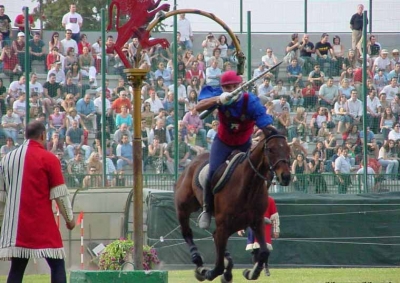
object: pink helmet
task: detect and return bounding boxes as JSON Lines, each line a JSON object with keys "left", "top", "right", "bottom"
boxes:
{"left": 220, "top": 71, "right": 242, "bottom": 86}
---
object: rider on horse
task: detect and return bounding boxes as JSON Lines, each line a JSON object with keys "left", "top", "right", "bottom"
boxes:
{"left": 196, "top": 71, "right": 274, "bottom": 229}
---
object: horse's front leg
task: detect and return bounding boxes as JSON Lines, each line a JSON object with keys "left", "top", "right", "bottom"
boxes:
{"left": 221, "top": 250, "right": 234, "bottom": 283}
{"left": 205, "top": 227, "right": 229, "bottom": 281}
{"left": 243, "top": 220, "right": 269, "bottom": 280}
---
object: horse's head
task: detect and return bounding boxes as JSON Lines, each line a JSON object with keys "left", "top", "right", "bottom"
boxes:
{"left": 262, "top": 126, "right": 291, "bottom": 186}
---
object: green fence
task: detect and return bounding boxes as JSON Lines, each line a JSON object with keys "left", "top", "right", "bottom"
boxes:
{"left": 64, "top": 173, "right": 399, "bottom": 194}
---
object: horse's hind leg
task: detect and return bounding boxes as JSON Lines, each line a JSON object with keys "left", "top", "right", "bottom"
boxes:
{"left": 242, "top": 222, "right": 269, "bottom": 280}
{"left": 221, "top": 250, "right": 233, "bottom": 283}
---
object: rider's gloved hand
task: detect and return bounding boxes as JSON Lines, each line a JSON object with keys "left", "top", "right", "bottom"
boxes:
{"left": 219, "top": 92, "right": 234, "bottom": 105}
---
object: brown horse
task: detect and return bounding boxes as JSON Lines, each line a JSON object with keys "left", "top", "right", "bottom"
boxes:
{"left": 174, "top": 127, "right": 291, "bottom": 282}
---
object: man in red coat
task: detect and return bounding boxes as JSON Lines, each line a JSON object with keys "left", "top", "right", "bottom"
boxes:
{"left": 0, "top": 121, "right": 75, "bottom": 283}
{"left": 239, "top": 196, "right": 280, "bottom": 276}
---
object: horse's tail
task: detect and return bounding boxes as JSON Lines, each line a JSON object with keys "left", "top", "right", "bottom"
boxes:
{"left": 107, "top": 1, "right": 118, "bottom": 31}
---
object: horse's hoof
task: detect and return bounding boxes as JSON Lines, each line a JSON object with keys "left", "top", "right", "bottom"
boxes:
{"left": 194, "top": 267, "right": 208, "bottom": 282}
{"left": 221, "top": 272, "right": 233, "bottom": 283}
{"left": 242, "top": 268, "right": 259, "bottom": 280}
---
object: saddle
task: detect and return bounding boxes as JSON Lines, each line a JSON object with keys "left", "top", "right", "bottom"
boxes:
{"left": 196, "top": 151, "right": 247, "bottom": 194}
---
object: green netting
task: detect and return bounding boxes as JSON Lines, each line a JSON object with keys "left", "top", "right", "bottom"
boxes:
{"left": 146, "top": 192, "right": 400, "bottom": 266}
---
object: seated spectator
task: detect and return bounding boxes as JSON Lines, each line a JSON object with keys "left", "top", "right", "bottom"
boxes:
{"left": 308, "top": 64, "right": 325, "bottom": 91}
{"left": 49, "top": 32, "right": 63, "bottom": 56}
{"left": 299, "top": 34, "right": 316, "bottom": 76}
{"left": 86, "top": 152, "right": 103, "bottom": 174}
{"left": 1, "top": 137, "right": 17, "bottom": 158}
{"left": 207, "top": 48, "right": 224, "bottom": 69}
{"left": 185, "top": 90, "right": 198, "bottom": 113}
{"left": 366, "top": 89, "right": 382, "bottom": 133}
{"left": 148, "top": 119, "right": 171, "bottom": 146}
{"left": 261, "top": 48, "right": 279, "bottom": 78}
{"left": 46, "top": 46, "right": 65, "bottom": 70}
{"left": 94, "top": 91, "right": 114, "bottom": 133}
{"left": 66, "top": 120, "right": 91, "bottom": 160}
{"left": 388, "top": 123, "right": 400, "bottom": 141}
{"left": 116, "top": 134, "right": 133, "bottom": 170}
{"left": 154, "top": 77, "right": 168, "bottom": 100}
{"left": 12, "top": 92, "right": 26, "bottom": 125}
{"left": 48, "top": 105, "right": 66, "bottom": 141}
{"left": 342, "top": 124, "right": 361, "bottom": 154}
{"left": 356, "top": 159, "right": 377, "bottom": 192}
{"left": 380, "top": 77, "right": 398, "bottom": 103}
{"left": 360, "top": 127, "right": 379, "bottom": 158}
{"left": 205, "top": 59, "right": 222, "bottom": 87}
{"left": 0, "top": 78, "right": 7, "bottom": 115}
{"left": 65, "top": 62, "right": 82, "bottom": 88}
{"left": 79, "top": 46, "right": 97, "bottom": 86}
{"left": 77, "top": 33, "right": 91, "bottom": 55}
{"left": 390, "top": 49, "right": 400, "bottom": 70}
{"left": 315, "top": 33, "right": 338, "bottom": 77}
{"left": 318, "top": 77, "right": 338, "bottom": 109}
{"left": 0, "top": 45, "right": 22, "bottom": 83}
{"left": 76, "top": 94, "right": 97, "bottom": 132}
{"left": 292, "top": 107, "right": 308, "bottom": 140}
{"left": 164, "top": 132, "right": 191, "bottom": 174}
{"left": 257, "top": 77, "right": 274, "bottom": 105}
{"left": 332, "top": 35, "right": 345, "bottom": 76}
{"left": 186, "top": 125, "right": 205, "bottom": 155}
{"left": 378, "top": 140, "right": 399, "bottom": 180}
{"left": 63, "top": 76, "right": 80, "bottom": 101}
{"left": 302, "top": 82, "right": 317, "bottom": 110}
{"left": 372, "top": 49, "right": 391, "bottom": 75}
{"left": 8, "top": 76, "right": 26, "bottom": 107}
{"left": 67, "top": 151, "right": 87, "bottom": 187}
{"left": 326, "top": 145, "right": 343, "bottom": 172}
{"left": 13, "top": 33, "right": 26, "bottom": 72}
{"left": 374, "top": 69, "right": 388, "bottom": 93}
{"left": 1, "top": 108, "right": 21, "bottom": 143}
{"left": 272, "top": 80, "right": 289, "bottom": 102}
{"left": 332, "top": 94, "right": 351, "bottom": 134}
{"left": 380, "top": 107, "right": 396, "bottom": 140}
{"left": 29, "top": 32, "right": 47, "bottom": 72}
{"left": 116, "top": 105, "right": 132, "bottom": 130}
{"left": 291, "top": 153, "right": 309, "bottom": 192}
{"left": 206, "top": 120, "right": 219, "bottom": 151}
{"left": 309, "top": 106, "right": 332, "bottom": 140}
{"left": 154, "top": 61, "right": 172, "bottom": 87}
{"left": 113, "top": 123, "right": 132, "bottom": 144}
{"left": 324, "top": 132, "right": 337, "bottom": 159}
{"left": 289, "top": 137, "right": 308, "bottom": 160}
{"left": 111, "top": 89, "right": 132, "bottom": 114}
{"left": 182, "top": 108, "right": 207, "bottom": 148}
{"left": 338, "top": 78, "right": 354, "bottom": 99}
{"left": 185, "top": 61, "right": 205, "bottom": 88}
{"left": 47, "top": 60, "right": 66, "bottom": 86}
{"left": 47, "top": 131, "right": 64, "bottom": 154}
{"left": 342, "top": 49, "right": 358, "bottom": 71}
{"left": 82, "top": 166, "right": 102, "bottom": 188}
{"left": 273, "top": 97, "right": 291, "bottom": 115}
{"left": 287, "top": 58, "right": 303, "bottom": 88}
{"left": 277, "top": 106, "right": 293, "bottom": 139}
{"left": 146, "top": 135, "right": 165, "bottom": 173}
{"left": 290, "top": 84, "right": 304, "bottom": 109}
{"left": 340, "top": 67, "right": 355, "bottom": 86}
{"left": 145, "top": 87, "right": 164, "bottom": 115}
{"left": 65, "top": 107, "right": 85, "bottom": 129}
{"left": 316, "top": 122, "right": 331, "bottom": 144}
{"left": 347, "top": 89, "right": 363, "bottom": 125}
{"left": 253, "top": 63, "right": 266, "bottom": 87}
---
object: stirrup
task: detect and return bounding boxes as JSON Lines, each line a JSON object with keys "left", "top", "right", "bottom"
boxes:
{"left": 198, "top": 211, "right": 211, "bottom": 229}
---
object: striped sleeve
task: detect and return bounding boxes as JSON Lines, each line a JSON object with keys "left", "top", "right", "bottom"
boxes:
{"left": 0, "top": 158, "right": 6, "bottom": 203}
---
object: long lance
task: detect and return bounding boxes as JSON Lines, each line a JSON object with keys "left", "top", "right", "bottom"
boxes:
{"left": 199, "top": 61, "right": 283, "bottom": 119}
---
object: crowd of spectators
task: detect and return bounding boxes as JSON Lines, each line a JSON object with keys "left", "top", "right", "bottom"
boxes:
{"left": 0, "top": 4, "right": 399, "bottom": 192}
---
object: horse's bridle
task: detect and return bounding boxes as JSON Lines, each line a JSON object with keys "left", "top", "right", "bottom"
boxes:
{"left": 248, "top": 134, "right": 290, "bottom": 181}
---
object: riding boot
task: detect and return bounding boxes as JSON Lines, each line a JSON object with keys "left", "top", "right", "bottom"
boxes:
{"left": 198, "top": 180, "right": 213, "bottom": 229}
{"left": 264, "top": 251, "right": 271, "bottom": 276}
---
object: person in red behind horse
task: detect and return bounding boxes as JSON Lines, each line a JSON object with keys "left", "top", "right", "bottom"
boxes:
{"left": 196, "top": 71, "right": 274, "bottom": 229}
{"left": 239, "top": 196, "right": 280, "bottom": 276}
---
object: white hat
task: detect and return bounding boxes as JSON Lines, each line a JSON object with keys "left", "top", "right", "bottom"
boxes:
{"left": 18, "top": 32, "right": 25, "bottom": 37}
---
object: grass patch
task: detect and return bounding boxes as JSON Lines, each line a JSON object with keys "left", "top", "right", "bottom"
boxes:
{"left": 0, "top": 268, "right": 399, "bottom": 282}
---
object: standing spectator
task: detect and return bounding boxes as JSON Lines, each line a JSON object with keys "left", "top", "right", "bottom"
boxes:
{"left": 29, "top": 32, "right": 47, "bottom": 72}
{"left": 334, "top": 147, "right": 352, "bottom": 194}
{"left": 60, "top": 29, "right": 78, "bottom": 57}
{"left": 66, "top": 120, "right": 91, "bottom": 160}
{"left": 350, "top": 4, "right": 366, "bottom": 56}
{"left": 76, "top": 94, "right": 97, "bottom": 132}
{"left": 238, "top": 196, "right": 280, "bottom": 277}
{"left": 62, "top": 4, "right": 83, "bottom": 43}
{"left": 0, "top": 121, "right": 75, "bottom": 283}
{"left": 14, "top": 6, "right": 35, "bottom": 33}
{"left": 0, "top": 5, "right": 12, "bottom": 43}
{"left": 1, "top": 108, "right": 21, "bottom": 143}
{"left": 299, "top": 34, "right": 316, "bottom": 75}
{"left": 177, "top": 13, "right": 193, "bottom": 50}
{"left": 116, "top": 134, "right": 133, "bottom": 170}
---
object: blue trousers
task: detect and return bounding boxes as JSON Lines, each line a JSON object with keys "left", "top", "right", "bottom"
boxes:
{"left": 208, "top": 136, "right": 251, "bottom": 181}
